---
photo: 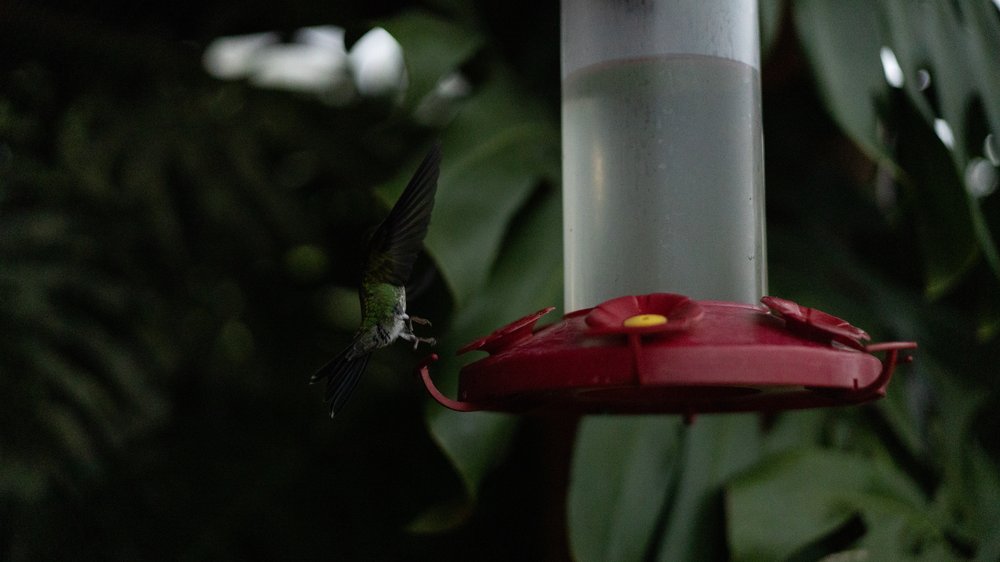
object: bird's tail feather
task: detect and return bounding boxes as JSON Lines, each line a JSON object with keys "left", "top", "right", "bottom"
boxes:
{"left": 310, "top": 348, "right": 371, "bottom": 418}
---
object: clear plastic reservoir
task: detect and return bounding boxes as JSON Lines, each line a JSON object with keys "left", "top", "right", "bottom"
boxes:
{"left": 562, "top": 0, "right": 767, "bottom": 310}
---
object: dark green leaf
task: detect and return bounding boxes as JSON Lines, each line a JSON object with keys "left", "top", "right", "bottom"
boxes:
{"left": 760, "top": 0, "right": 786, "bottom": 60}
{"left": 426, "top": 188, "right": 562, "bottom": 503}
{"left": 653, "top": 415, "right": 763, "bottom": 561}
{"left": 795, "top": 0, "right": 1000, "bottom": 291}
{"left": 879, "top": 0, "right": 1000, "bottom": 282}
{"left": 569, "top": 415, "right": 763, "bottom": 562}
{"left": 381, "top": 69, "right": 560, "bottom": 304}
{"left": 793, "top": 0, "right": 887, "bottom": 160}
{"left": 893, "top": 97, "right": 979, "bottom": 298}
{"left": 569, "top": 417, "right": 683, "bottom": 562}
{"left": 727, "top": 449, "right": 944, "bottom": 561}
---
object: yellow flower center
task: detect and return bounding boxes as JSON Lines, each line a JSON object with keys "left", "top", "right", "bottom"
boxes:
{"left": 622, "top": 314, "right": 668, "bottom": 328}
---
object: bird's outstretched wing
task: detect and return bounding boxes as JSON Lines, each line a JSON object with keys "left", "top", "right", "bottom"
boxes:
{"left": 310, "top": 342, "right": 372, "bottom": 418}
{"left": 363, "top": 143, "right": 441, "bottom": 287}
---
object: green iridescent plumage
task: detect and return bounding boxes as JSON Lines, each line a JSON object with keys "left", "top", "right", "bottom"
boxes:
{"left": 311, "top": 143, "right": 441, "bottom": 417}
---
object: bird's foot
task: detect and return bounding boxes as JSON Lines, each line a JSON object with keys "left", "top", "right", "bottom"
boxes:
{"left": 412, "top": 336, "right": 436, "bottom": 350}
{"left": 401, "top": 328, "right": 436, "bottom": 350}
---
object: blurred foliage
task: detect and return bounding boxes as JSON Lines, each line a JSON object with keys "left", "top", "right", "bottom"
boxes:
{"left": 1, "top": 0, "right": 999, "bottom": 561}
{"left": 795, "top": 0, "right": 1000, "bottom": 303}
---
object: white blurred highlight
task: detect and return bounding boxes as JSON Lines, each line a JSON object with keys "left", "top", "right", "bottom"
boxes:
{"left": 934, "top": 118, "right": 954, "bottom": 149}
{"left": 414, "top": 72, "right": 471, "bottom": 125}
{"left": 250, "top": 43, "right": 350, "bottom": 94}
{"left": 203, "top": 25, "right": 411, "bottom": 105}
{"left": 348, "top": 27, "right": 407, "bottom": 97}
{"left": 985, "top": 134, "right": 999, "bottom": 166}
{"left": 203, "top": 32, "right": 279, "bottom": 79}
{"left": 965, "top": 158, "right": 998, "bottom": 199}
{"left": 879, "top": 46, "right": 904, "bottom": 88}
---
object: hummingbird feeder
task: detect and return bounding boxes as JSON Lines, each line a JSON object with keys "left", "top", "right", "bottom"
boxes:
{"left": 418, "top": 0, "right": 915, "bottom": 418}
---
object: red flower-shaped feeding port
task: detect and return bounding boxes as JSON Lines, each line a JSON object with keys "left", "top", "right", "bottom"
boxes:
{"left": 761, "top": 296, "right": 870, "bottom": 350}
{"left": 585, "top": 293, "right": 704, "bottom": 335}
{"left": 458, "top": 306, "right": 556, "bottom": 355}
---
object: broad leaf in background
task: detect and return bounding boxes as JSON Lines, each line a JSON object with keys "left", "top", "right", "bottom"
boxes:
{"left": 792, "top": 0, "right": 886, "bottom": 160}
{"left": 764, "top": 212, "right": 1000, "bottom": 559}
{"left": 795, "top": 0, "right": 1000, "bottom": 298}
{"left": 652, "top": 415, "right": 763, "bottom": 561}
{"left": 378, "top": 70, "right": 560, "bottom": 305}
{"left": 428, "top": 73, "right": 559, "bottom": 304}
{"left": 727, "top": 449, "right": 949, "bottom": 561}
{"left": 878, "top": 0, "right": 1000, "bottom": 166}
{"left": 569, "top": 417, "right": 683, "bottom": 562}
{"left": 876, "top": 0, "right": 1000, "bottom": 328}
{"left": 569, "top": 415, "right": 763, "bottom": 561}
{"left": 890, "top": 94, "right": 979, "bottom": 300}
{"left": 759, "top": 0, "right": 786, "bottom": 59}
{"left": 963, "top": 445, "right": 1000, "bottom": 562}
{"left": 425, "top": 188, "right": 561, "bottom": 511}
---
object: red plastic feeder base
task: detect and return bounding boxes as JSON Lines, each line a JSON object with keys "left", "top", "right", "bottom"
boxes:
{"left": 418, "top": 294, "right": 916, "bottom": 417}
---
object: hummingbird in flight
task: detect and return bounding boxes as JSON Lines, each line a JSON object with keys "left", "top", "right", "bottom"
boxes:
{"left": 311, "top": 143, "right": 441, "bottom": 417}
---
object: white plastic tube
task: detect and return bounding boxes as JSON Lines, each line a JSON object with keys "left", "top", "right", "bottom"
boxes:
{"left": 562, "top": 0, "right": 767, "bottom": 309}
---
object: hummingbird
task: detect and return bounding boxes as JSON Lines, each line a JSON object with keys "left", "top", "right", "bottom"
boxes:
{"left": 311, "top": 143, "right": 441, "bottom": 417}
